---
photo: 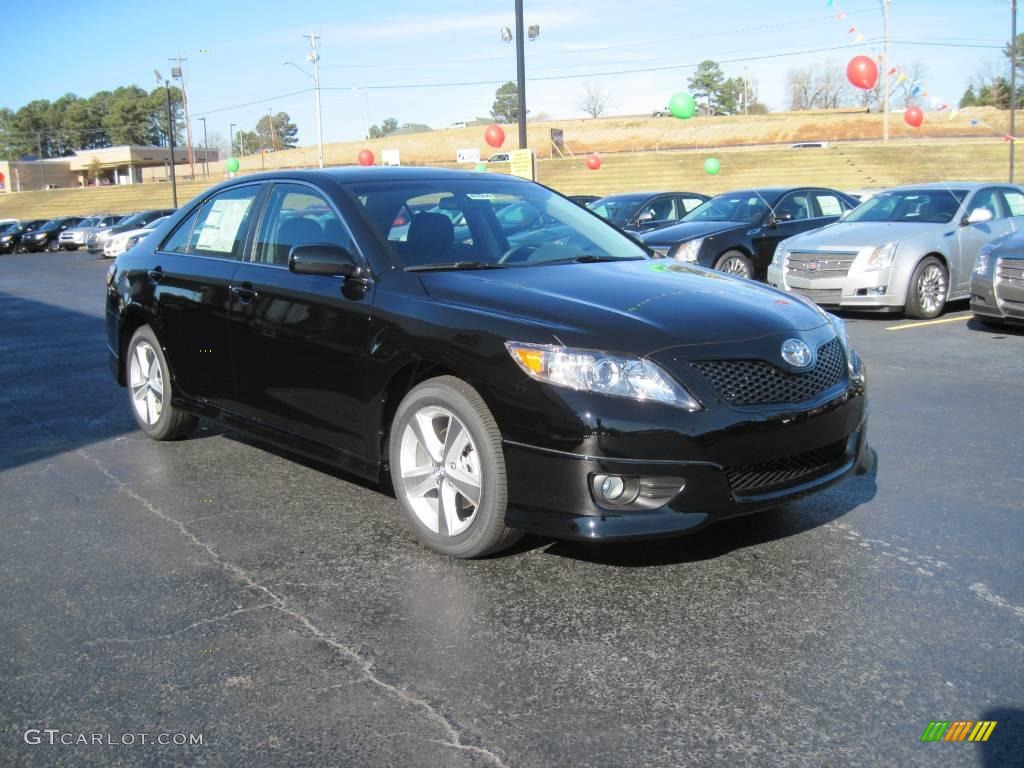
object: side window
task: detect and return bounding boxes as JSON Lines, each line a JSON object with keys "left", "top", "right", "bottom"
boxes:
{"left": 970, "top": 188, "right": 1005, "bottom": 220}
{"left": 679, "top": 196, "right": 704, "bottom": 213}
{"left": 161, "top": 208, "right": 201, "bottom": 254}
{"left": 998, "top": 189, "right": 1024, "bottom": 217}
{"left": 647, "top": 196, "right": 677, "bottom": 221}
{"left": 813, "top": 193, "right": 844, "bottom": 218}
{"left": 253, "top": 183, "right": 355, "bottom": 267}
{"left": 776, "top": 193, "right": 812, "bottom": 221}
{"left": 169, "top": 185, "right": 261, "bottom": 259}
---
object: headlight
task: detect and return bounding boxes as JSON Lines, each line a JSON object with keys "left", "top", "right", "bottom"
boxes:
{"left": 861, "top": 241, "right": 898, "bottom": 271}
{"left": 505, "top": 342, "right": 702, "bottom": 411}
{"left": 0, "top": 236, "right": 11, "bottom": 242}
{"left": 974, "top": 236, "right": 1008, "bottom": 275}
{"left": 673, "top": 238, "right": 703, "bottom": 262}
{"left": 772, "top": 243, "right": 786, "bottom": 266}
{"left": 825, "top": 312, "right": 865, "bottom": 386}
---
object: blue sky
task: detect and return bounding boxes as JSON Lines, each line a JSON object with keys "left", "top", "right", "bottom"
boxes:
{"left": 3, "top": 0, "right": 1013, "bottom": 147}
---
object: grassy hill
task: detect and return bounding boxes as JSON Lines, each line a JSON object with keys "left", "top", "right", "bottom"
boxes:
{"left": 0, "top": 107, "right": 1015, "bottom": 221}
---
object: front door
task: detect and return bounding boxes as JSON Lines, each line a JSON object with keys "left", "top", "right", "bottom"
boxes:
{"left": 955, "top": 187, "right": 1015, "bottom": 293}
{"left": 227, "top": 181, "right": 373, "bottom": 458}
{"left": 150, "top": 183, "right": 263, "bottom": 404}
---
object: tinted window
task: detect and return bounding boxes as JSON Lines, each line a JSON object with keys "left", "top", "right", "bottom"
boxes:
{"left": 162, "top": 209, "right": 201, "bottom": 254}
{"left": 171, "top": 186, "right": 259, "bottom": 259}
{"left": 683, "top": 193, "right": 771, "bottom": 223}
{"left": 774, "top": 193, "right": 812, "bottom": 221}
{"left": 969, "top": 189, "right": 1005, "bottom": 220}
{"left": 353, "top": 178, "right": 647, "bottom": 269}
{"left": 680, "top": 196, "right": 705, "bottom": 213}
{"left": 845, "top": 190, "right": 967, "bottom": 224}
{"left": 813, "top": 193, "right": 845, "bottom": 217}
{"left": 253, "top": 183, "right": 354, "bottom": 267}
{"left": 644, "top": 196, "right": 677, "bottom": 221}
{"left": 589, "top": 195, "right": 646, "bottom": 225}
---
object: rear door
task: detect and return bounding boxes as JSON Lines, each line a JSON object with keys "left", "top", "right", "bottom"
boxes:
{"left": 226, "top": 181, "right": 373, "bottom": 457}
{"left": 149, "top": 183, "right": 264, "bottom": 403}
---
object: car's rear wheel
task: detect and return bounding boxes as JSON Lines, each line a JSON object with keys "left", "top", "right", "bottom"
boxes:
{"left": 715, "top": 250, "right": 754, "bottom": 279}
{"left": 126, "top": 326, "right": 197, "bottom": 441}
{"left": 905, "top": 256, "right": 947, "bottom": 319}
{"left": 389, "top": 376, "right": 522, "bottom": 558}
{"left": 47, "top": 239, "right": 60, "bottom": 252}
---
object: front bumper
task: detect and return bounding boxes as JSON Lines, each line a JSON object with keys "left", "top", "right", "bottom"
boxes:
{"left": 767, "top": 262, "right": 904, "bottom": 311}
{"left": 503, "top": 413, "right": 869, "bottom": 541}
{"left": 971, "top": 262, "right": 1024, "bottom": 323}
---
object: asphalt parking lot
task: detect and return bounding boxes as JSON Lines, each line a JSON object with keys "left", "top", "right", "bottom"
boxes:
{"left": 1, "top": 251, "right": 1022, "bottom": 768}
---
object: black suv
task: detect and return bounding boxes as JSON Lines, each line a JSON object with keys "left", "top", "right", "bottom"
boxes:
{"left": 107, "top": 168, "right": 869, "bottom": 558}
{"left": 0, "top": 219, "right": 48, "bottom": 254}
{"left": 21, "top": 216, "right": 85, "bottom": 252}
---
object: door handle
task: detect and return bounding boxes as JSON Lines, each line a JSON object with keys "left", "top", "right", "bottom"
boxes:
{"left": 230, "top": 283, "right": 258, "bottom": 302}
{"left": 147, "top": 267, "right": 164, "bottom": 282}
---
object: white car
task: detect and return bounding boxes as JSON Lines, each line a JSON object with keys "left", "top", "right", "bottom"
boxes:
{"left": 103, "top": 217, "right": 169, "bottom": 258}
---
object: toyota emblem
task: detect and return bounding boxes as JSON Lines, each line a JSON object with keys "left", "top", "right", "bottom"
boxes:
{"left": 781, "top": 339, "right": 814, "bottom": 369}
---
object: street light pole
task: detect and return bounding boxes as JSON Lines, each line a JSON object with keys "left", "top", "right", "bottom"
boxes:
{"left": 170, "top": 55, "right": 195, "bottom": 178}
{"left": 229, "top": 122, "right": 236, "bottom": 157}
{"left": 881, "top": 0, "right": 890, "bottom": 142}
{"left": 514, "top": 0, "right": 527, "bottom": 149}
{"left": 199, "top": 116, "right": 209, "bottom": 178}
{"left": 284, "top": 35, "right": 326, "bottom": 168}
{"left": 164, "top": 80, "right": 178, "bottom": 208}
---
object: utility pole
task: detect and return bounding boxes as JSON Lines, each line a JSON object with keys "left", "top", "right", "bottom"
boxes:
{"left": 881, "top": 0, "right": 890, "bottom": 142}
{"left": 164, "top": 80, "right": 178, "bottom": 208}
{"left": 267, "top": 108, "right": 277, "bottom": 152}
{"left": 1011, "top": 0, "right": 1018, "bottom": 182}
{"left": 37, "top": 132, "right": 44, "bottom": 191}
{"left": 229, "top": 122, "right": 236, "bottom": 157}
{"left": 514, "top": 0, "right": 527, "bottom": 149}
{"left": 305, "top": 32, "right": 325, "bottom": 168}
{"left": 199, "top": 116, "right": 209, "bottom": 178}
{"left": 170, "top": 55, "right": 195, "bottom": 178}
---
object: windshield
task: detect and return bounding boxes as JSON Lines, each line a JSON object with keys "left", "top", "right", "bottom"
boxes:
{"left": 39, "top": 219, "right": 65, "bottom": 232}
{"left": 76, "top": 217, "right": 99, "bottom": 228}
{"left": 589, "top": 195, "right": 646, "bottom": 225}
{"left": 352, "top": 178, "right": 648, "bottom": 269}
{"left": 1, "top": 223, "right": 22, "bottom": 235}
{"left": 844, "top": 189, "right": 966, "bottom": 223}
{"left": 683, "top": 192, "right": 772, "bottom": 223}
{"left": 116, "top": 213, "right": 148, "bottom": 229}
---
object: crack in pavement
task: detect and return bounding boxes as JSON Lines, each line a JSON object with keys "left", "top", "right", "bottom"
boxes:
{"left": 76, "top": 448, "right": 511, "bottom": 768}
{"left": 84, "top": 604, "right": 276, "bottom": 646}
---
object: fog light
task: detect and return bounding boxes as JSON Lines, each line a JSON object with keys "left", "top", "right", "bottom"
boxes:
{"left": 601, "top": 475, "right": 625, "bottom": 500}
{"left": 866, "top": 286, "right": 887, "bottom": 296}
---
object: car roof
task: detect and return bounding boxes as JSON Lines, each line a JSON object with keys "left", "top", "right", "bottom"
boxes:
{"left": 229, "top": 167, "right": 535, "bottom": 185}
{"left": 596, "top": 191, "right": 705, "bottom": 200}
{"left": 879, "top": 182, "right": 1002, "bottom": 192}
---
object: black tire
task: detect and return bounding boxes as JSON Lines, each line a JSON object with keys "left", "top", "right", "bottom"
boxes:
{"left": 65, "top": 244, "right": 78, "bottom": 251}
{"left": 714, "top": 250, "right": 754, "bottom": 279}
{"left": 905, "top": 256, "right": 948, "bottom": 319}
{"left": 125, "top": 326, "right": 198, "bottom": 441}
{"left": 47, "top": 238, "right": 60, "bottom": 252}
{"left": 389, "top": 376, "right": 523, "bottom": 558}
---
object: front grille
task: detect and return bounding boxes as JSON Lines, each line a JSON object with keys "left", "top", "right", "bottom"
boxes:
{"left": 690, "top": 338, "right": 846, "bottom": 406}
{"left": 786, "top": 250, "right": 858, "bottom": 281}
{"left": 789, "top": 286, "right": 843, "bottom": 304}
{"left": 725, "top": 439, "right": 848, "bottom": 494}
{"left": 996, "top": 258, "right": 1024, "bottom": 285}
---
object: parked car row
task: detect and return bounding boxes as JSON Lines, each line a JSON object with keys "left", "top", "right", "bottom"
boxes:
{"left": 0, "top": 209, "right": 177, "bottom": 258}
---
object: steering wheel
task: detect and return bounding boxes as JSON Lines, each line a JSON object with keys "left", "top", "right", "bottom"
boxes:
{"left": 498, "top": 244, "right": 539, "bottom": 264}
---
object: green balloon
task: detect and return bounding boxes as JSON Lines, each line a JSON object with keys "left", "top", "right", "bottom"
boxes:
{"left": 474, "top": 163, "right": 488, "bottom": 173}
{"left": 704, "top": 157, "right": 721, "bottom": 175}
{"left": 669, "top": 92, "right": 696, "bottom": 119}
{"left": 225, "top": 157, "right": 240, "bottom": 173}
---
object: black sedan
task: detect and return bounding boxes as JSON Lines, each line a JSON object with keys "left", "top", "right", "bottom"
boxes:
{"left": 0, "top": 219, "right": 48, "bottom": 253}
{"left": 106, "top": 168, "right": 869, "bottom": 558}
{"left": 21, "top": 216, "right": 85, "bottom": 252}
{"left": 589, "top": 191, "right": 709, "bottom": 233}
{"left": 640, "top": 187, "right": 859, "bottom": 280}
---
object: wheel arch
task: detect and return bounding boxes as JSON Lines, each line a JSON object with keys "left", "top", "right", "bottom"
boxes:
{"left": 116, "top": 306, "right": 152, "bottom": 386}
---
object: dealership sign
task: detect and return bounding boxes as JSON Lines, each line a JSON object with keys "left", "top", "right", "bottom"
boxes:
{"left": 456, "top": 148, "right": 481, "bottom": 163}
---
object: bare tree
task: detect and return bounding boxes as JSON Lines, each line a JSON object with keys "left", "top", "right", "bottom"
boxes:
{"left": 786, "top": 61, "right": 853, "bottom": 110}
{"left": 895, "top": 62, "right": 928, "bottom": 109}
{"left": 579, "top": 81, "right": 612, "bottom": 118}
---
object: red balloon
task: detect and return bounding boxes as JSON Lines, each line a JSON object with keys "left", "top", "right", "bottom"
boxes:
{"left": 904, "top": 106, "right": 924, "bottom": 128}
{"left": 586, "top": 154, "right": 602, "bottom": 170}
{"left": 484, "top": 124, "right": 505, "bottom": 148}
{"left": 846, "top": 55, "right": 879, "bottom": 91}
{"left": 357, "top": 149, "right": 374, "bottom": 166}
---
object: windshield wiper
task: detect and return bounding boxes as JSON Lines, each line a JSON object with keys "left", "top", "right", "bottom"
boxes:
{"left": 532, "top": 254, "right": 645, "bottom": 266}
{"left": 405, "top": 261, "right": 508, "bottom": 272}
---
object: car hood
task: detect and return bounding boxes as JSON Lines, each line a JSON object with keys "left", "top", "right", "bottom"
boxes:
{"left": 639, "top": 220, "right": 744, "bottom": 245}
{"left": 784, "top": 220, "right": 951, "bottom": 249}
{"left": 418, "top": 260, "right": 827, "bottom": 353}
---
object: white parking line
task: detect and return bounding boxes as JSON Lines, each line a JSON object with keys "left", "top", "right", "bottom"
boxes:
{"left": 884, "top": 314, "right": 970, "bottom": 331}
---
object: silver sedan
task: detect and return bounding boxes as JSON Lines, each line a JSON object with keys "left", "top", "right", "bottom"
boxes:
{"left": 767, "top": 182, "right": 1024, "bottom": 318}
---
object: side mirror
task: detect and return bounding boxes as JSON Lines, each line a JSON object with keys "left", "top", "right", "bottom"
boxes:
{"left": 771, "top": 211, "right": 794, "bottom": 224}
{"left": 289, "top": 243, "right": 364, "bottom": 278}
{"left": 964, "top": 208, "right": 994, "bottom": 226}
{"left": 637, "top": 210, "right": 655, "bottom": 223}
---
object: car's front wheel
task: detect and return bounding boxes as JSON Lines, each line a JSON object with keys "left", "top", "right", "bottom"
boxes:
{"left": 715, "top": 250, "right": 754, "bottom": 279}
{"left": 905, "top": 256, "right": 948, "bottom": 319}
{"left": 47, "top": 239, "right": 60, "bottom": 252}
{"left": 389, "top": 376, "right": 523, "bottom": 558}
{"left": 126, "top": 326, "right": 198, "bottom": 440}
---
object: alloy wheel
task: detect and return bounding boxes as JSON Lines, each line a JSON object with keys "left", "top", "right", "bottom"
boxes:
{"left": 719, "top": 255, "right": 752, "bottom": 278}
{"left": 129, "top": 340, "right": 164, "bottom": 425}
{"left": 916, "top": 263, "right": 947, "bottom": 315}
{"left": 398, "top": 405, "right": 482, "bottom": 537}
